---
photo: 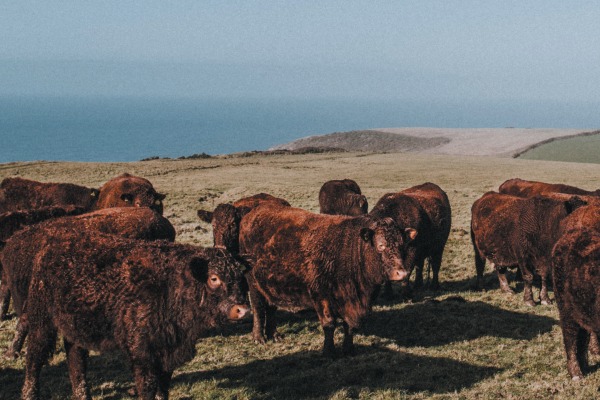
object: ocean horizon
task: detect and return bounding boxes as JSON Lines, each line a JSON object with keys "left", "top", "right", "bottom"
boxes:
{"left": 1, "top": 95, "right": 599, "bottom": 163}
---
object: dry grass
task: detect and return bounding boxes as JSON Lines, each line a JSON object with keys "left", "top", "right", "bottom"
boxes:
{"left": 1, "top": 151, "right": 600, "bottom": 399}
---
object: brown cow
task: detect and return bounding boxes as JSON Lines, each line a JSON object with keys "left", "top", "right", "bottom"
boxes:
{"left": 239, "top": 203, "right": 416, "bottom": 356}
{"left": 319, "top": 179, "right": 368, "bottom": 216}
{"left": 197, "top": 193, "right": 291, "bottom": 253}
{"left": 94, "top": 173, "right": 166, "bottom": 214}
{"left": 1, "top": 207, "right": 176, "bottom": 356}
{"left": 471, "top": 191, "right": 585, "bottom": 306}
{"left": 499, "top": 178, "right": 600, "bottom": 198}
{"left": 370, "top": 182, "right": 451, "bottom": 295}
{"left": 0, "top": 177, "right": 99, "bottom": 213}
{"left": 20, "top": 230, "right": 249, "bottom": 400}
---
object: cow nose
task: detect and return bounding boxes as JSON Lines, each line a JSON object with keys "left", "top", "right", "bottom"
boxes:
{"left": 388, "top": 268, "right": 407, "bottom": 281}
{"left": 229, "top": 304, "right": 250, "bottom": 320}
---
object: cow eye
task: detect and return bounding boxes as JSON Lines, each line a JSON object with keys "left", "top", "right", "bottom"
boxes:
{"left": 208, "top": 274, "right": 222, "bottom": 289}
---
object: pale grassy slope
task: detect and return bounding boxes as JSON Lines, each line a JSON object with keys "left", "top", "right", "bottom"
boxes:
{"left": 2, "top": 153, "right": 600, "bottom": 399}
{"left": 272, "top": 128, "right": 591, "bottom": 157}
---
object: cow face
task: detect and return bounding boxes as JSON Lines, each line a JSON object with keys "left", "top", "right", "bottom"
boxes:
{"left": 97, "top": 174, "right": 166, "bottom": 214}
{"left": 361, "top": 218, "right": 416, "bottom": 281}
{"left": 211, "top": 204, "right": 242, "bottom": 253}
{"left": 346, "top": 194, "right": 369, "bottom": 216}
{"left": 192, "top": 248, "right": 250, "bottom": 323}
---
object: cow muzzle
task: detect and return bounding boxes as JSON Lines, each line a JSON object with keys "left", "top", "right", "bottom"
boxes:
{"left": 228, "top": 304, "right": 250, "bottom": 320}
{"left": 388, "top": 268, "right": 407, "bottom": 281}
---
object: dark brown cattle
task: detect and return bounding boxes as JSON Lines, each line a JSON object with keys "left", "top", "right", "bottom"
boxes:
{"left": 0, "top": 207, "right": 176, "bottom": 356}
{"left": 319, "top": 179, "right": 368, "bottom": 216}
{"left": 197, "top": 193, "right": 291, "bottom": 253}
{"left": 20, "top": 230, "right": 249, "bottom": 400}
{"left": 239, "top": 203, "right": 416, "bottom": 356}
{"left": 370, "top": 182, "right": 451, "bottom": 295}
{"left": 94, "top": 173, "right": 166, "bottom": 214}
{"left": 471, "top": 191, "right": 585, "bottom": 306}
{"left": 0, "top": 177, "right": 99, "bottom": 213}
{"left": 552, "top": 227, "right": 600, "bottom": 380}
{"left": 499, "top": 178, "right": 600, "bottom": 198}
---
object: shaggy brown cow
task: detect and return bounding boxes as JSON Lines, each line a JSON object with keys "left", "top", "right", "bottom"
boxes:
{"left": 552, "top": 227, "right": 600, "bottom": 380}
{"left": 239, "top": 203, "right": 416, "bottom": 356}
{"left": 471, "top": 191, "right": 585, "bottom": 306}
{"left": 0, "top": 177, "right": 99, "bottom": 213}
{"left": 370, "top": 182, "right": 451, "bottom": 295}
{"left": 499, "top": 178, "right": 600, "bottom": 198}
{"left": 95, "top": 173, "right": 166, "bottom": 214}
{"left": 1, "top": 207, "right": 176, "bottom": 356}
{"left": 319, "top": 179, "right": 368, "bottom": 216}
{"left": 197, "top": 193, "right": 291, "bottom": 253}
{"left": 20, "top": 230, "right": 249, "bottom": 400}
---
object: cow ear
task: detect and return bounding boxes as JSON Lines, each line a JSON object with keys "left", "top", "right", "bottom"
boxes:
{"left": 404, "top": 228, "right": 418, "bottom": 242}
{"left": 90, "top": 189, "right": 99, "bottom": 198}
{"left": 156, "top": 192, "right": 166, "bottom": 201}
{"left": 197, "top": 209, "right": 214, "bottom": 223}
{"left": 565, "top": 196, "right": 587, "bottom": 214}
{"left": 360, "top": 227, "right": 374, "bottom": 243}
{"left": 189, "top": 257, "right": 209, "bottom": 282}
{"left": 120, "top": 193, "right": 134, "bottom": 203}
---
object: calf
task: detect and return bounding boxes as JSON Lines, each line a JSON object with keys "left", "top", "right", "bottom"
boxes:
{"left": 20, "top": 230, "right": 249, "bottom": 400}
{"left": 197, "top": 193, "right": 291, "bottom": 253}
{"left": 319, "top": 179, "right": 368, "bottom": 216}
{"left": 1, "top": 207, "right": 176, "bottom": 355}
{"left": 471, "top": 191, "right": 585, "bottom": 306}
{"left": 370, "top": 182, "right": 451, "bottom": 295}
{"left": 499, "top": 178, "right": 600, "bottom": 198}
{"left": 239, "top": 203, "right": 415, "bottom": 356}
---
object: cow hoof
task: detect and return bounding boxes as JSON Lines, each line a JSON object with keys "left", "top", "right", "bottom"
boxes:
{"left": 269, "top": 332, "right": 284, "bottom": 342}
{"left": 0, "top": 313, "right": 14, "bottom": 321}
{"left": 127, "top": 387, "right": 137, "bottom": 397}
{"left": 3, "top": 350, "right": 19, "bottom": 360}
{"left": 572, "top": 375, "right": 583, "bottom": 382}
{"left": 252, "top": 334, "right": 267, "bottom": 345}
{"left": 540, "top": 299, "right": 553, "bottom": 306}
{"left": 525, "top": 300, "right": 536, "bottom": 307}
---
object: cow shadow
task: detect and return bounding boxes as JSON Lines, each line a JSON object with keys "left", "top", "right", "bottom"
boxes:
{"left": 173, "top": 345, "right": 501, "bottom": 398}
{"left": 364, "top": 297, "right": 556, "bottom": 348}
{"left": 0, "top": 352, "right": 135, "bottom": 400}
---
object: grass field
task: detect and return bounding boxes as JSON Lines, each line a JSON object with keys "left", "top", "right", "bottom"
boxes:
{"left": 519, "top": 134, "right": 600, "bottom": 164}
{"left": 1, "top": 152, "right": 600, "bottom": 399}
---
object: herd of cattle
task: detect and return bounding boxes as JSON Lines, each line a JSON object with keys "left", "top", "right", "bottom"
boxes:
{"left": 0, "top": 173, "right": 599, "bottom": 398}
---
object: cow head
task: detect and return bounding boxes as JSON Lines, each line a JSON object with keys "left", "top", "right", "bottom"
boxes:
{"left": 96, "top": 173, "right": 166, "bottom": 214}
{"left": 211, "top": 204, "right": 243, "bottom": 252}
{"left": 345, "top": 194, "right": 369, "bottom": 216}
{"left": 360, "top": 217, "right": 417, "bottom": 282}
{"left": 191, "top": 248, "right": 250, "bottom": 323}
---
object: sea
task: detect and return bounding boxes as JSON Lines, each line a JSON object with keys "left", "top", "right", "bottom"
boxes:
{"left": 1, "top": 96, "right": 599, "bottom": 163}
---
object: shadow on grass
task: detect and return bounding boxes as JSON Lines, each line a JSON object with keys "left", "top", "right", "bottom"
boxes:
{"left": 174, "top": 345, "right": 501, "bottom": 398}
{"left": 364, "top": 297, "right": 556, "bottom": 347}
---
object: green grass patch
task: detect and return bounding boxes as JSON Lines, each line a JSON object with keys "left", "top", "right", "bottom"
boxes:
{"left": 519, "top": 134, "right": 600, "bottom": 164}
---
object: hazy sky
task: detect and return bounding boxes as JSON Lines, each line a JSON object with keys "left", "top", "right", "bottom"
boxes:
{"left": 2, "top": 1, "right": 600, "bottom": 101}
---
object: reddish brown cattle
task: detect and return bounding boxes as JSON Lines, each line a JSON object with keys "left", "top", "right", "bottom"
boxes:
{"left": 0, "top": 177, "right": 99, "bottom": 213}
{"left": 239, "top": 203, "right": 415, "bottom": 356}
{"left": 197, "top": 193, "right": 291, "bottom": 253}
{"left": 20, "top": 230, "right": 249, "bottom": 400}
{"left": 471, "top": 191, "right": 585, "bottom": 306}
{"left": 0, "top": 207, "right": 176, "bottom": 356}
{"left": 95, "top": 173, "right": 166, "bottom": 214}
{"left": 499, "top": 178, "right": 600, "bottom": 198}
{"left": 370, "top": 182, "right": 451, "bottom": 295}
{"left": 319, "top": 179, "right": 368, "bottom": 216}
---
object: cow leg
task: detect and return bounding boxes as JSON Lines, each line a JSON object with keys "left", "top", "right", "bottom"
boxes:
{"left": 64, "top": 339, "right": 91, "bottom": 400}
{"left": 157, "top": 369, "right": 173, "bottom": 400}
{"left": 0, "top": 282, "right": 10, "bottom": 320}
{"left": 342, "top": 321, "right": 355, "bottom": 356}
{"left": 561, "top": 317, "right": 588, "bottom": 380}
{"left": 495, "top": 266, "right": 514, "bottom": 294}
{"left": 590, "top": 332, "right": 600, "bottom": 356}
{"left": 539, "top": 273, "right": 553, "bottom": 305}
{"left": 21, "top": 323, "right": 57, "bottom": 400}
{"left": 6, "top": 314, "right": 28, "bottom": 358}
{"left": 475, "top": 252, "right": 487, "bottom": 290}
{"left": 248, "top": 283, "right": 268, "bottom": 344}
{"left": 520, "top": 267, "right": 536, "bottom": 306}
{"left": 429, "top": 251, "right": 443, "bottom": 291}
{"left": 413, "top": 257, "right": 425, "bottom": 288}
{"left": 265, "top": 304, "right": 282, "bottom": 342}
{"left": 132, "top": 363, "right": 160, "bottom": 400}
{"left": 314, "top": 299, "right": 336, "bottom": 357}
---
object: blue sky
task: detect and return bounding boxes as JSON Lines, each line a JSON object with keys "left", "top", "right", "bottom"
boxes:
{"left": 1, "top": 1, "right": 599, "bottom": 101}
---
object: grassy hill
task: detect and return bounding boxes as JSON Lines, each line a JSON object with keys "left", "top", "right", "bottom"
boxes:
{"left": 1, "top": 152, "right": 600, "bottom": 399}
